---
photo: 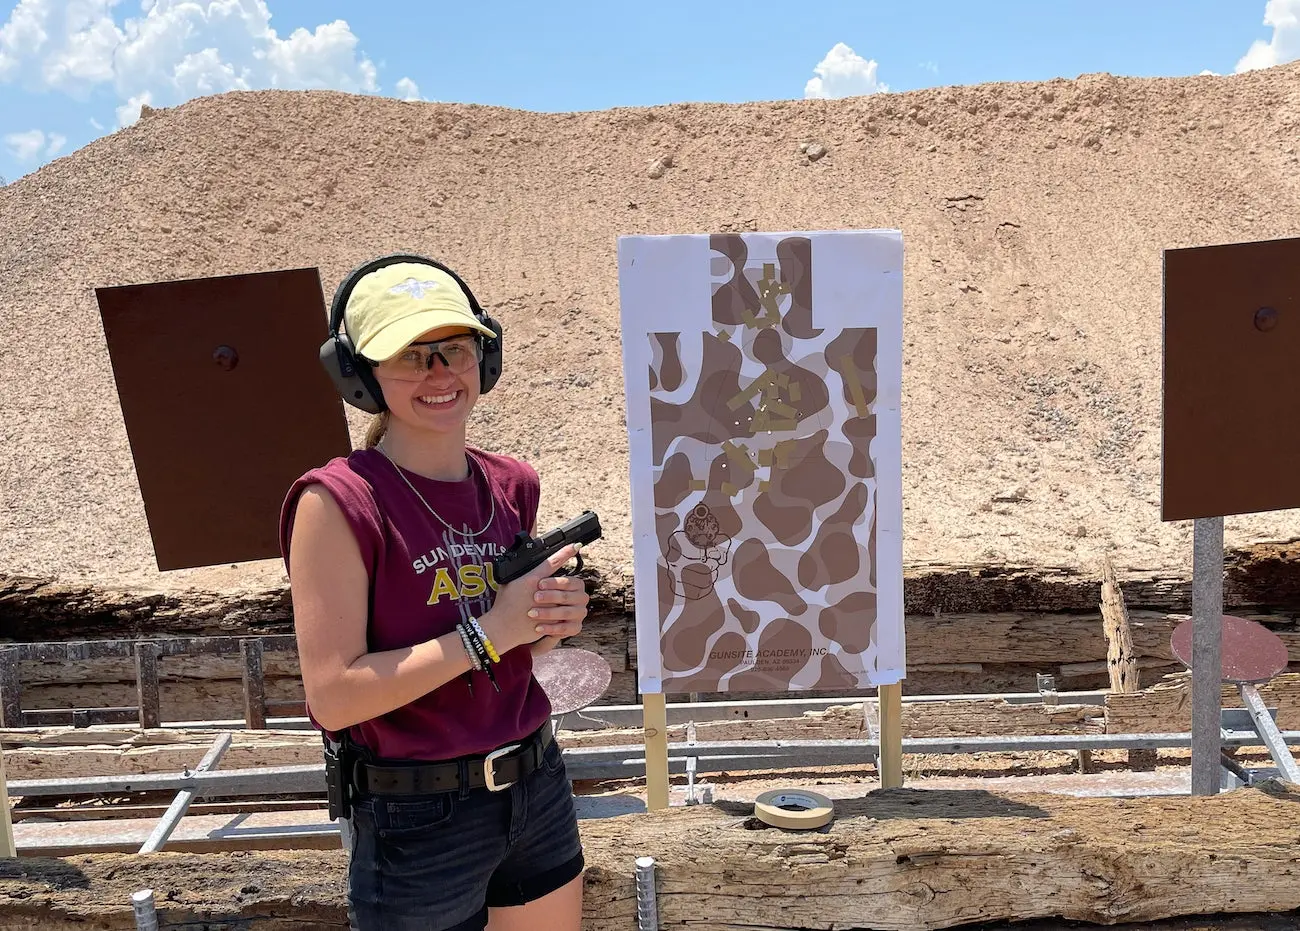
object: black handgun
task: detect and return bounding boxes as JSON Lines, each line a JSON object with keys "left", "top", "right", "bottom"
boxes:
{"left": 494, "top": 510, "right": 602, "bottom": 584}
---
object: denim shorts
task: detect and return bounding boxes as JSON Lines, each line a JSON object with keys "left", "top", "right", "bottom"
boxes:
{"left": 342, "top": 736, "right": 585, "bottom": 931}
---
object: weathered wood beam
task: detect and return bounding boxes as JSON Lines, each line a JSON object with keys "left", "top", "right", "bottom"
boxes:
{"left": 5, "top": 611, "right": 1297, "bottom": 728}
{"left": 7, "top": 539, "right": 1300, "bottom": 644}
{"left": 580, "top": 784, "right": 1300, "bottom": 930}
{"left": 12, "top": 612, "right": 1296, "bottom": 688}
{"left": 1107, "top": 671, "right": 1300, "bottom": 733}
{"left": 1, "top": 784, "right": 1298, "bottom": 930}
{"left": 1101, "top": 554, "right": 1140, "bottom": 692}
{"left": 0, "top": 696, "right": 1101, "bottom": 780}
{"left": 1100, "top": 554, "right": 1157, "bottom": 771}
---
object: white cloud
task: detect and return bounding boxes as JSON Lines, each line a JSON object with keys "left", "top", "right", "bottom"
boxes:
{"left": 1235, "top": 0, "right": 1300, "bottom": 72}
{"left": 4, "top": 129, "right": 45, "bottom": 160}
{"left": 117, "top": 90, "right": 153, "bottom": 128}
{"left": 805, "top": 42, "right": 888, "bottom": 99}
{"left": 0, "top": 0, "right": 49, "bottom": 83}
{"left": 395, "top": 76, "right": 421, "bottom": 101}
{"left": 0, "top": 0, "right": 379, "bottom": 121}
{"left": 4, "top": 127, "right": 66, "bottom": 161}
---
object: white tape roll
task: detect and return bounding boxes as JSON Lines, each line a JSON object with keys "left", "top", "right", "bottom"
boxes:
{"left": 753, "top": 789, "right": 835, "bottom": 829}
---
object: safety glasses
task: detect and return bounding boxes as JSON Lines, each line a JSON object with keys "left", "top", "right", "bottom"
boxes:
{"left": 371, "top": 335, "right": 482, "bottom": 381}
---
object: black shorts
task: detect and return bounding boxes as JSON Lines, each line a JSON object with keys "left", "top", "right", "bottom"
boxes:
{"left": 343, "top": 735, "right": 585, "bottom": 931}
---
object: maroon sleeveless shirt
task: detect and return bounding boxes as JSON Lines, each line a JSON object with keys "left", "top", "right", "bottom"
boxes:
{"left": 279, "top": 446, "right": 552, "bottom": 761}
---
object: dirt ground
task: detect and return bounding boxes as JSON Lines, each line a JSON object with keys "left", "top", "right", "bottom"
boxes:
{"left": 2, "top": 63, "right": 1300, "bottom": 613}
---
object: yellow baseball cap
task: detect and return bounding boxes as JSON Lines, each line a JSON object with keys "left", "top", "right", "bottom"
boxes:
{"left": 344, "top": 262, "right": 496, "bottom": 362}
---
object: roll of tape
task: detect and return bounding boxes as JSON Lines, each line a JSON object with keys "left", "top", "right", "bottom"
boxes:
{"left": 753, "top": 789, "right": 835, "bottom": 830}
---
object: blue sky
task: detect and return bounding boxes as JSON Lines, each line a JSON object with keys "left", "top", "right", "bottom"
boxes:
{"left": 1, "top": 1, "right": 1297, "bottom": 184}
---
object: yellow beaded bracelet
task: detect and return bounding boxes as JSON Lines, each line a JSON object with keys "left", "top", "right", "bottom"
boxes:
{"left": 470, "top": 617, "right": 500, "bottom": 664}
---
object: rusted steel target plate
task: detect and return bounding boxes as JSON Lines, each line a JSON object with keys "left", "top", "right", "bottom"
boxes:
{"left": 1161, "top": 235, "right": 1300, "bottom": 521}
{"left": 1170, "top": 614, "right": 1290, "bottom": 684}
{"left": 532, "top": 647, "right": 612, "bottom": 714}
{"left": 95, "top": 266, "right": 351, "bottom": 571}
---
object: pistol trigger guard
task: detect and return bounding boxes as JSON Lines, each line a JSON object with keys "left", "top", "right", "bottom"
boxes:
{"left": 573, "top": 550, "right": 584, "bottom": 574}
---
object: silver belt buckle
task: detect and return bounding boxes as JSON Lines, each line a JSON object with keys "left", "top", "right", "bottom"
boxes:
{"left": 484, "top": 743, "right": 522, "bottom": 792}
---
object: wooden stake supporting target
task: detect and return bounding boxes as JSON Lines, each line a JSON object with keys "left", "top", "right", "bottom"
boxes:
{"left": 643, "top": 693, "right": 670, "bottom": 810}
{"left": 0, "top": 742, "right": 14, "bottom": 858}
{"left": 878, "top": 682, "right": 903, "bottom": 788}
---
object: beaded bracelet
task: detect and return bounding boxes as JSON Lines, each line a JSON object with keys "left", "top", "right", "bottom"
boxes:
{"left": 457, "top": 624, "right": 483, "bottom": 672}
{"left": 459, "top": 621, "right": 500, "bottom": 692}
{"left": 468, "top": 617, "right": 501, "bottom": 664}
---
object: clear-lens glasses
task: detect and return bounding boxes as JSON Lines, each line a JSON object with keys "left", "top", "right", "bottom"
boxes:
{"left": 372, "top": 336, "right": 482, "bottom": 381}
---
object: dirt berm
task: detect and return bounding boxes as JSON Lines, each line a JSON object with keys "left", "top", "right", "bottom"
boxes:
{"left": 2, "top": 63, "right": 1300, "bottom": 633}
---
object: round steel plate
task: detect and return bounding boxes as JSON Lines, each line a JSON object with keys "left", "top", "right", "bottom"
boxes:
{"left": 1170, "top": 614, "right": 1290, "bottom": 684}
{"left": 532, "top": 647, "right": 612, "bottom": 714}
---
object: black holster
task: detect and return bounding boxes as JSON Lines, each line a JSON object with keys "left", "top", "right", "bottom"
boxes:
{"left": 323, "top": 732, "right": 356, "bottom": 821}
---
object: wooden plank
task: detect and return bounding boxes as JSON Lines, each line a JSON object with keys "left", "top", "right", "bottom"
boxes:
{"left": 2, "top": 738, "right": 324, "bottom": 782}
{"left": 878, "top": 682, "right": 903, "bottom": 788}
{"left": 643, "top": 693, "right": 669, "bottom": 810}
{"left": 11, "top": 666, "right": 639, "bottom": 728}
{"left": 134, "top": 642, "right": 161, "bottom": 729}
{"left": 0, "top": 730, "right": 14, "bottom": 858}
{"left": 13, "top": 635, "right": 299, "bottom": 663}
{"left": 4, "top": 785, "right": 1300, "bottom": 929}
{"left": 1107, "top": 671, "right": 1300, "bottom": 734}
{"left": 11, "top": 798, "right": 327, "bottom": 822}
{"left": 581, "top": 783, "right": 1300, "bottom": 930}
{"left": 18, "top": 651, "right": 303, "bottom": 686}
{"left": 16, "top": 626, "right": 627, "bottom": 684}
{"left": 9, "top": 613, "right": 1297, "bottom": 725}
{"left": 0, "top": 648, "right": 22, "bottom": 729}
{"left": 13, "top": 808, "right": 342, "bottom": 856}
{"left": 0, "top": 696, "right": 1108, "bottom": 781}
{"left": 1101, "top": 554, "right": 1140, "bottom": 692}
{"left": 240, "top": 640, "right": 267, "bottom": 730}
{"left": 17, "top": 677, "right": 307, "bottom": 723}
{"left": 10, "top": 540, "right": 1300, "bottom": 658}
{"left": 1099, "top": 555, "right": 1157, "bottom": 774}
{"left": 1057, "top": 659, "right": 1181, "bottom": 680}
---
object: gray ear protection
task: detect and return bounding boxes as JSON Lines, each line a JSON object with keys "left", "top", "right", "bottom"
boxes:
{"left": 318, "top": 253, "right": 503, "bottom": 414}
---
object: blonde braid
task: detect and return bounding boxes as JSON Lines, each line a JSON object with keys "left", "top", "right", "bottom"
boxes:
{"left": 363, "top": 411, "right": 390, "bottom": 449}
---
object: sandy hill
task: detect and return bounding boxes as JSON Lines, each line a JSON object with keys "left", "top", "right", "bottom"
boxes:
{"left": 2, "top": 63, "right": 1300, "bottom": 626}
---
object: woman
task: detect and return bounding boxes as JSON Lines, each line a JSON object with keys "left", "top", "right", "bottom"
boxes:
{"left": 279, "top": 254, "right": 589, "bottom": 931}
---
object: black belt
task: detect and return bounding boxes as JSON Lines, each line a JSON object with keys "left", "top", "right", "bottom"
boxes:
{"left": 351, "top": 725, "right": 553, "bottom": 795}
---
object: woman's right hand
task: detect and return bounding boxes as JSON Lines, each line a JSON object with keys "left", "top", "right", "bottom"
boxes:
{"left": 479, "top": 543, "right": 583, "bottom": 655}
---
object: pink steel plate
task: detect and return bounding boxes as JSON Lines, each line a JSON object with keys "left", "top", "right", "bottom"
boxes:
{"left": 1170, "top": 614, "right": 1290, "bottom": 684}
{"left": 532, "top": 647, "right": 611, "bottom": 714}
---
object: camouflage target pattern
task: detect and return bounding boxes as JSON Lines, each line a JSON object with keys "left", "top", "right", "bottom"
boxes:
{"left": 619, "top": 230, "right": 905, "bottom": 695}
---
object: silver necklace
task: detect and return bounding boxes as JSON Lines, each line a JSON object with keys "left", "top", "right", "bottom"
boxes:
{"left": 376, "top": 444, "right": 495, "bottom": 538}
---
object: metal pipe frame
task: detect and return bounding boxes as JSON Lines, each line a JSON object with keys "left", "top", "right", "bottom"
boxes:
{"left": 1239, "top": 684, "right": 1300, "bottom": 784}
{"left": 138, "top": 733, "right": 232, "bottom": 854}
{"left": 9, "top": 729, "right": 1300, "bottom": 799}
{"left": 1191, "top": 516, "right": 1225, "bottom": 795}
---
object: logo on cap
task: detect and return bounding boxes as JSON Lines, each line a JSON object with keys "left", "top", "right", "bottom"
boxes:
{"left": 389, "top": 277, "right": 442, "bottom": 299}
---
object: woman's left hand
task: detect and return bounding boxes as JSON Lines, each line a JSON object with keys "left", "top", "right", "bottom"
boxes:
{"left": 528, "top": 573, "right": 589, "bottom": 643}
